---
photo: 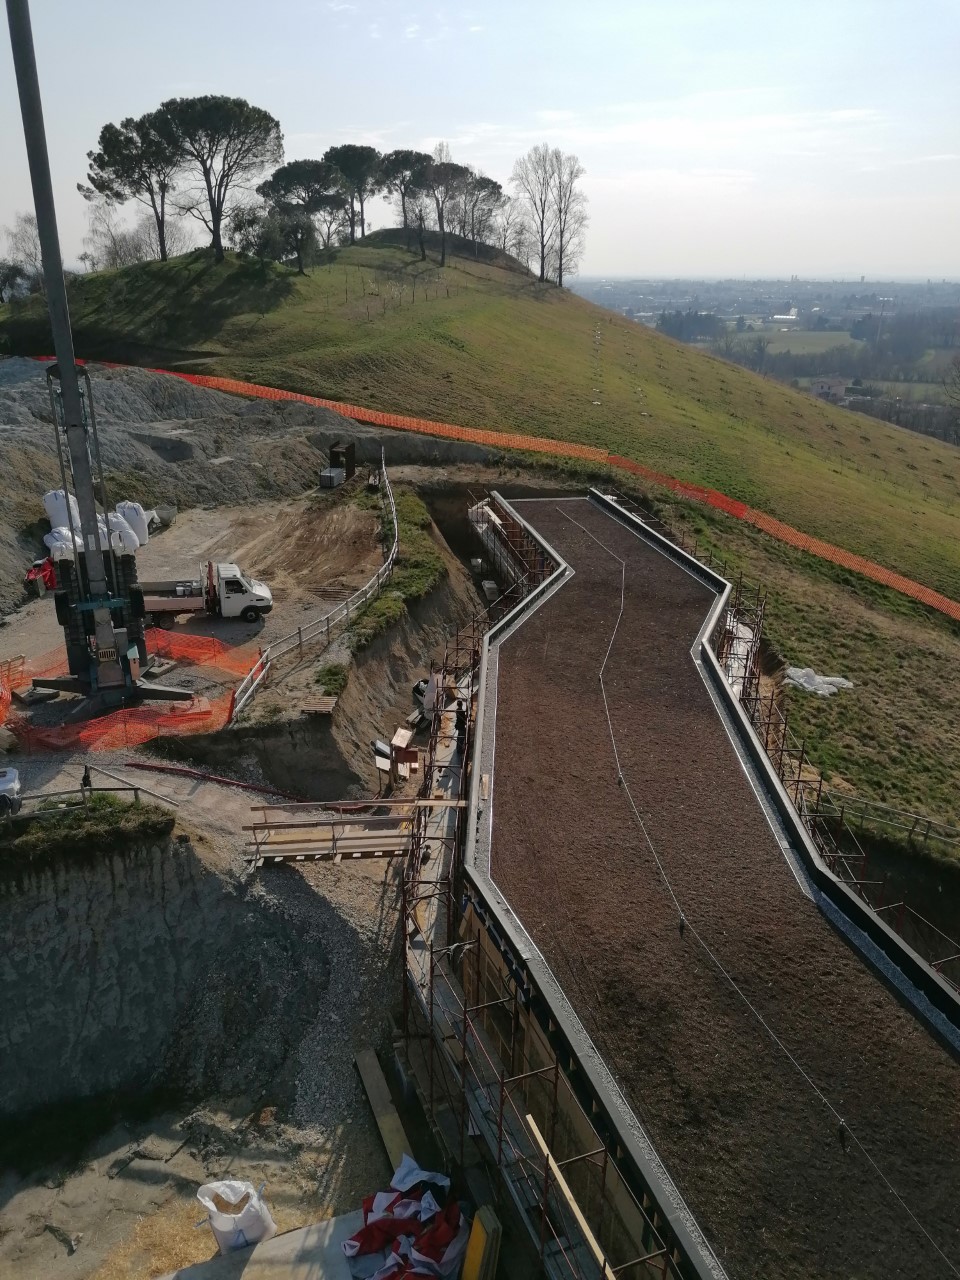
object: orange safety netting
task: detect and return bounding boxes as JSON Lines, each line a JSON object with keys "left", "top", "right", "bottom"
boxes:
{"left": 10, "top": 692, "right": 233, "bottom": 753}
{"left": 167, "top": 370, "right": 610, "bottom": 463}
{"left": 29, "top": 358, "right": 960, "bottom": 624}
{"left": 144, "top": 628, "right": 260, "bottom": 677}
{"left": 5, "top": 629, "right": 262, "bottom": 752}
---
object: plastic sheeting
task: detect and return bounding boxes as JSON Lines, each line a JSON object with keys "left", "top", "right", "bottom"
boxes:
{"left": 783, "top": 667, "right": 854, "bottom": 697}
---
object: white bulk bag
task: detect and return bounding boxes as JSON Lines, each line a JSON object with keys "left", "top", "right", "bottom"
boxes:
{"left": 43, "top": 489, "right": 80, "bottom": 532}
{"left": 43, "top": 526, "right": 81, "bottom": 561}
{"left": 197, "top": 1180, "right": 276, "bottom": 1255}
{"left": 107, "top": 511, "right": 140, "bottom": 554}
{"left": 116, "top": 500, "right": 150, "bottom": 545}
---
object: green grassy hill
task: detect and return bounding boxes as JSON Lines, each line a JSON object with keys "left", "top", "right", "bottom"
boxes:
{"left": 3, "top": 237, "right": 959, "bottom": 601}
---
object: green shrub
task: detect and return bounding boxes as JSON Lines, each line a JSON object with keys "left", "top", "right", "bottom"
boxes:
{"left": 315, "top": 662, "right": 349, "bottom": 694}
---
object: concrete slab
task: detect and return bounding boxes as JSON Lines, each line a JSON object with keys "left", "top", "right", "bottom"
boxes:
{"left": 159, "top": 1212, "right": 362, "bottom": 1280}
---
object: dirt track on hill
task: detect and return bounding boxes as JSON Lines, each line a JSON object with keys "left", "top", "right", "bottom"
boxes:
{"left": 491, "top": 498, "right": 960, "bottom": 1280}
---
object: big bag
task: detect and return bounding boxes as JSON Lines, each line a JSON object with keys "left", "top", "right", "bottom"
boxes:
{"left": 196, "top": 1180, "right": 277, "bottom": 1255}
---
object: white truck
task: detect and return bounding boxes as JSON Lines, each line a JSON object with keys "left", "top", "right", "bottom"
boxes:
{"left": 137, "top": 561, "right": 273, "bottom": 625}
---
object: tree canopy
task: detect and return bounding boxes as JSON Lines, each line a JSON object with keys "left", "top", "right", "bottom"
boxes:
{"left": 256, "top": 160, "right": 343, "bottom": 273}
{"left": 158, "top": 95, "right": 283, "bottom": 262}
{"left": 83, "top": 111, "right": 183, "bottom": 261}
{"left": 322, "top": 144, "right": 382, "bottom": 243}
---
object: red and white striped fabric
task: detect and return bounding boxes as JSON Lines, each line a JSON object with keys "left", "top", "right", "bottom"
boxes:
{"left": 343, "top": 1158, "right": 468, "bottom": 1278}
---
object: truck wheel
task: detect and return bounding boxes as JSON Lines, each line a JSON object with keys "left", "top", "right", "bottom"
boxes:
{"left": 0, "top": 796, "right": 12, "bottom": 818}
{"left": 241, "top": 607, "right": 260, "bottom": 623}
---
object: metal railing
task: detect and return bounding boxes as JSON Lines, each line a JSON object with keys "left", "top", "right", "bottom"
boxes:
{"left": 231, "top": 453, "right": 398, "bottom": 721}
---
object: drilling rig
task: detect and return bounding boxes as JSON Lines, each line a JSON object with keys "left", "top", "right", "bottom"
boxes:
{"left": 6, "top": 0, "right": 164, "bottom": 705}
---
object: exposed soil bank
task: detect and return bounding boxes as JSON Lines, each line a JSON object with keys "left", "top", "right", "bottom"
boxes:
{"left": 0, "top": 831, "right": 330, "bottom": 1127}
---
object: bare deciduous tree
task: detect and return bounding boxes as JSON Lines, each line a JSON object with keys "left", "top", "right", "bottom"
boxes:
{"left": 510, "top": 143, "right": 556, "bottom": 282}
{"left": 4, "top": 212, "right": 44, "bottom": 293}
{"left": 80, "top": 198, "right": 152, "bottom": 271}
{"left": 551, "top": 151, "right": 588, "bottom": 287}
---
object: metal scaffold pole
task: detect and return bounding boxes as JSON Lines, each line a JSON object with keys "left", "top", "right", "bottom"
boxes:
{"left": 6, "top": 0, "right": 124, "bottom": 692}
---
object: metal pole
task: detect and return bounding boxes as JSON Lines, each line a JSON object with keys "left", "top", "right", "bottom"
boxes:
{"left": 6, "top": 0, "right": 120, "bottom": 684}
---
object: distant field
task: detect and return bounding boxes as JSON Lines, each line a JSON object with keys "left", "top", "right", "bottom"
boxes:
{"left": 759, "top": 327, "right": 865, "bottom": 355}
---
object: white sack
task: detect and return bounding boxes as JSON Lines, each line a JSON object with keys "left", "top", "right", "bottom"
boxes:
{"left": 116, "top": 499, "right": 149, "bottom": 545}
{"left": 43, "top": 526, "right": 81, "bottom": 561}
{"left": 43, "top": 489, "right": 80, "bottom": 532}
{"left": 107, "top": 511, "right": 140, "bottom": 554}
{"left": 196, "top": 1180, "right": 277, "bottom": 1256}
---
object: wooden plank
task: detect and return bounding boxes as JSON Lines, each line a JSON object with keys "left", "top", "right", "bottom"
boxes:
{"left": 355, "top": 1049, "right": 411, "bottom": 1171}
{"left": 526, "top": 1114, "right": 615, "bottom": 1280}
{"left": 251, "top": 798, "right": 468, "bottom": 812}
{"left": 301, "top": 697, "right": 338, "bottom": 715}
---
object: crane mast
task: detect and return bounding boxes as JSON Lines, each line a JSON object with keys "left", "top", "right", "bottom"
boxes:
{"left": 6, "top": 0, "right": 138, "bottom": 700}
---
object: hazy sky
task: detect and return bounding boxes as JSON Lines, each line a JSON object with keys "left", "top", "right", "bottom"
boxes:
{"left": 2, "top": 0, "right": 958, "bottom": 278}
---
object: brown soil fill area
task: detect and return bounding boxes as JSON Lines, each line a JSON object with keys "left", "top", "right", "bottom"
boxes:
{"left": 490, "top": 498, "right": 960, "bottom": 1280}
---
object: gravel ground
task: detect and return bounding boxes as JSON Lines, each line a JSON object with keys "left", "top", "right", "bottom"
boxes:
{"left": 491, "top": 499, "right": 960, "bottom": 1280}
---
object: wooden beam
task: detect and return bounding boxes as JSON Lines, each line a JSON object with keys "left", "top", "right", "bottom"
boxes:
{"left": 250, "top": 798, "right": 467, "bottom": 813}
{"left": 526, "top": 1114, "right": 615, "bottom": 1280}
{"left": 355, "top": 1049, "right": 411, "bottom": 1171}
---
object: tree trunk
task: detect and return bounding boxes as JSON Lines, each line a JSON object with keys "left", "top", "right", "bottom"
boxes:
{"left": 358, "top": 192, "right": 366, "bottom": 239}
{"left": 539, "top": 229, "right": 546, "bottom": 282}
{"left": 156, "top": 188, "right": 169, "bottom": 262}
{"left": 212, "top": 216, "right": 224, "bottom": 263}
{"left": 348, "top": 195, "right": 357, "bottom": 243}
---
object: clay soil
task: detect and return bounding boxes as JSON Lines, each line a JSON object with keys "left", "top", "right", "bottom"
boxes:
{"left": 491, "top": 498, "right": 960, "bottom": 1280}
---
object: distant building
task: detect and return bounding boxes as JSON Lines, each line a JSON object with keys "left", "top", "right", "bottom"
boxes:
{"left": 811, "top": 378, "right": 847, "bottom": 402}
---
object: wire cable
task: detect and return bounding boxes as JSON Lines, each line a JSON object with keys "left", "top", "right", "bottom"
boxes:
{"left": 556, "top": 506, "right": 959, "bottom": 1278}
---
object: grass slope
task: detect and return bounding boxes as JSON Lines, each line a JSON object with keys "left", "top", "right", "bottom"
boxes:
{"left": 3, "top": 238, "right": 960, "bottom": 602}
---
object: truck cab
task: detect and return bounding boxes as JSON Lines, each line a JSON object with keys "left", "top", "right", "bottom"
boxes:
{"left": 212, "top": 563, "right": 273, "bottom": 622}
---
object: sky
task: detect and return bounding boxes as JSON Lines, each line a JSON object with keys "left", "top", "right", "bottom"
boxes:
{"left": 1, "top": 0, "right": 959, "bottom": 278}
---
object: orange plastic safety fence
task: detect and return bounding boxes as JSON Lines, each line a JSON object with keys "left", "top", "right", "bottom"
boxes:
{"left": 165, "top": 370, "right": 609, "bottom": 463}
{"left": 29, "top": 358, "right": 960, "bottom": 623}
{"left": 0, "top": 685, "right": 9, "bottom": 727}
{"left": 143, "top": 628, "right": 258, "bottom": 677}
{"left": 10, "top": 692, "right": 232, "bottom": 753}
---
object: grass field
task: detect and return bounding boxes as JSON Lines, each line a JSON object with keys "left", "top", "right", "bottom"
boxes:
{"left": 3, "top": 237, "right": 960, "bottom": 604}
{"left": 751, "top": 327, "right": 866, "bottom": 356}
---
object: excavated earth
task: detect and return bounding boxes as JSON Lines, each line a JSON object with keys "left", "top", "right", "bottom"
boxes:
{"left": 490, "top": 498, "right": 960, "bottom": 1280}
{"left": 0, "top": 356, "right": 500, "bottom": 614}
